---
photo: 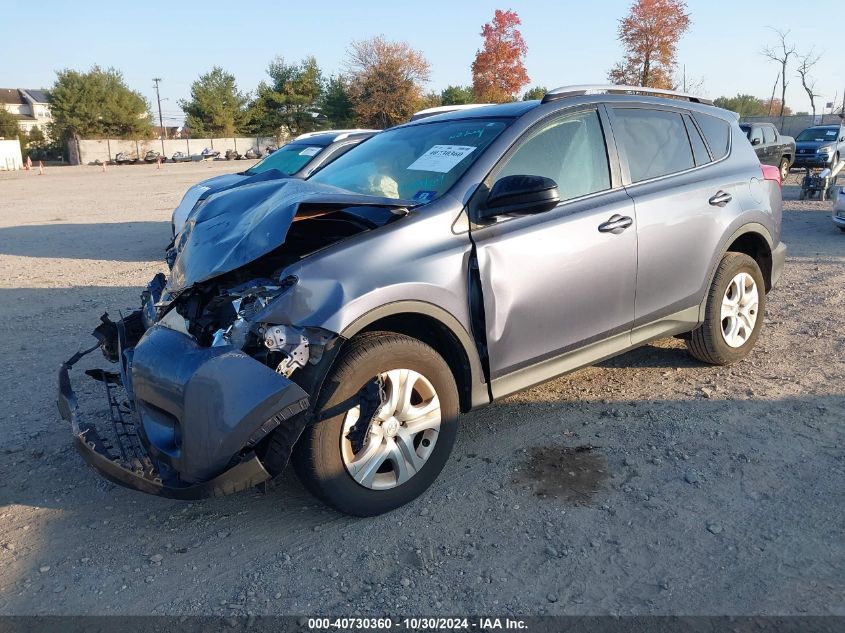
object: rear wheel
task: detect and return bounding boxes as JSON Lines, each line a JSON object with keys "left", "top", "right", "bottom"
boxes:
{"left": 687, "top": 252, "right": 766, "bottom": 366}
{"left": 291, "top": 332, "right": 459, "bottom": 516}
{"left": 779, "top": 157, "right": 790, "bottom": 181}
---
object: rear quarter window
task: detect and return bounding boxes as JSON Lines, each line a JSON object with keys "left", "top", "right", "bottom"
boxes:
{"left": 694, "top": 113, "right": 731, "bottom": 160}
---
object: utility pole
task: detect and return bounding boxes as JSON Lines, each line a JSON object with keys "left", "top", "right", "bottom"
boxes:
{"left": 153, "top": 77, "right": 166, "bottom": 155}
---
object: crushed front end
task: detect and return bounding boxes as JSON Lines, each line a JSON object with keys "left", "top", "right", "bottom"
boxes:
{"left": 56, "top": 271, "right": 339, "bottom": 499}
{"left": 58, "top": 180, "right": 413, "bottom": 499}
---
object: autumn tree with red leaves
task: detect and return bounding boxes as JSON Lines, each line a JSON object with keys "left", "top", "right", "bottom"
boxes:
{"left": 608, "top": 0, "right": 691, "bottom": 89}
{"left": 471, "top": 9, "right": 529, "bottom": 103}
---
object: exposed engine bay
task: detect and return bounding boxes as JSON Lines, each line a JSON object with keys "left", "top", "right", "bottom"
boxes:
{"left": 57, "top": 183, "right": 417, "bottom": 499}
{"left": 156, "top": 203, "right": 408, "bottom": 374}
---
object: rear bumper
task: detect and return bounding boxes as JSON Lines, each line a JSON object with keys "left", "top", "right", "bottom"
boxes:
{"left": 57, "top": 319, "right": 310, "bottom": 499}
{"left": 771, "top": 241, "right": 787, "bottom": 289}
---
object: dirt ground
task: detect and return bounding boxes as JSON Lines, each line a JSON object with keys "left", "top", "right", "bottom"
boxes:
{"left": 0, "top": 161, "right": 842, "bottom": 616}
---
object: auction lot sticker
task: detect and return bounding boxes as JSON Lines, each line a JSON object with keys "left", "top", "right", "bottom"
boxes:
{"left": 407, "top": 145, "right": 476, "bottom": 172}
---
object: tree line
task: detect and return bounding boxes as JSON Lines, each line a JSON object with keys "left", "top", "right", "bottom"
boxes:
{"left": 37, "top": 10, "right": 539, "bottom": 147}
{"left": 7, "top": 1, "right": 837, "bottom": 158}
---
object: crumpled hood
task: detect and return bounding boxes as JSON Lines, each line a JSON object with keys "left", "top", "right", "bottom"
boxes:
{"left": 168, "top": 179, "right": 414, "bottom": 293}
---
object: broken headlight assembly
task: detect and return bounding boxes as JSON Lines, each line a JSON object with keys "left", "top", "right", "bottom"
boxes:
{"left": 186, "top": 275, "right": 333, "bottom": 379}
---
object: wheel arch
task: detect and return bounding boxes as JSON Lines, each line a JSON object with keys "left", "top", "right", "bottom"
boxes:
{"left": 724, "top": 227, "right": 774, "bottom": 292}
{"left": 340, "top": 302, "right": 489, "bottom": 412}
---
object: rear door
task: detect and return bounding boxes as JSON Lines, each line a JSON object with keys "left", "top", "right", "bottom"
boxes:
{"left": 608, "top": 106, "right": 745, "bottom": 330}
{"left": 471, "top": 106, "right": 637, "bottom": 394}
{"left": 761, "top": 125, "right": 777, "bottom": 165}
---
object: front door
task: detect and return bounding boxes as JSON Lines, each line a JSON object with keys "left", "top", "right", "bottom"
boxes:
{"left": 470, "top": 107, "right": 638, "bottom": 397}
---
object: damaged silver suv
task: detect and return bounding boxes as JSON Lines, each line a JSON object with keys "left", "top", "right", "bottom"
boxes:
{"left": 59, "top": 85, "right": 787, "bottom": 516}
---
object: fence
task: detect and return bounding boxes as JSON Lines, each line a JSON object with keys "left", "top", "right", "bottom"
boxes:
{"left": 739, "top": 113, "right": 844, "bottom": 138}
{"left": 70, "top": 136, "right": 278, "bottom": 166}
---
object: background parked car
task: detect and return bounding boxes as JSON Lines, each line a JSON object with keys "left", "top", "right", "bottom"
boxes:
{"left": 410, "top": 103, "right": 488, "bottom": 121}
{"left": 170, "top": 129, "right": 377, "bottom": 237}
{"left": 793, "top": 123, "right": 845, "bottom": 169}
{"left": 740, "top": 122, "right": 794, "bottom": 180}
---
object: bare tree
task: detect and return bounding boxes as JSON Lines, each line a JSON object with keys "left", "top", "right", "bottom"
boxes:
{"left": 761, "top": 28, "right": 796, "bottom": 120}
{"left": 795, "top": 49, "right": 823, "bottom": 118}
{"left": 676, "top": 65, "right": 706, "bottom": 94}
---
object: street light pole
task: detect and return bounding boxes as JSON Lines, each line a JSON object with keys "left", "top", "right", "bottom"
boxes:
{"left": 153, "top": 77, "right": 166, "bottom": 155}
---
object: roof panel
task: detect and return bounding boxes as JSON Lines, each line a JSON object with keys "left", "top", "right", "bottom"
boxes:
{"left": 0, "top": 89, "right": 25, "bottom": 105}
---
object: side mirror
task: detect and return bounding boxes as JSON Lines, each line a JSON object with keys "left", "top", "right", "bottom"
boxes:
{"left": 480, "top": 175, "right": 560, "bottom": 218}
{"left": 751, "top": 138, "right": 762, "bottom": 146}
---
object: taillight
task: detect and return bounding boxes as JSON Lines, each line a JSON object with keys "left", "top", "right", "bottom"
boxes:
{"left": 760, "top": 164, "right": 781, "bottom": 187}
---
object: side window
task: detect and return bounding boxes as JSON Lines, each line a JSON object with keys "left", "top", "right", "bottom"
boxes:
{"left": 748, "top": 127, "right": 764, "bottom": 145}
{"left": 612, "top": 108, "right": 694, "bottom": 182}
{"left": 496, "top": 109, "right": 610, "bottom": 201}
{"left": 683, "top": 114, "right": 711, "bottom": 166}
{"left": 762, "top": 126, "right": 776, "bottom": 144}
{"left": 694, "top": 113, "right": 731, "bottom": 159}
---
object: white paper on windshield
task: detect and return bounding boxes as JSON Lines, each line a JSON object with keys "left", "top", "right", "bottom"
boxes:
{"left": 299, "top": 146, "right": 321, "bottom": 156}
{"left": 407, "top": 145, "right": 476, "bottom": 173}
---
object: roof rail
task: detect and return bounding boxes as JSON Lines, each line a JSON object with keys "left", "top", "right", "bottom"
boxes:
{"left": 542, "top": 84, "right": 713, "bottom": 106}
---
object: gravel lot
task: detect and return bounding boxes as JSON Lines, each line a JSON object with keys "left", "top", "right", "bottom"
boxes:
{"left": 0, "top": 162, "right": 842, "bottom": 616}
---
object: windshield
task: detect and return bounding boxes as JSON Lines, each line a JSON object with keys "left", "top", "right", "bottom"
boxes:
{"left": 245, "top": 143, "right": 325, "bottom": 175}
{"left": 308, "top": 119, "right": 510, "bottom": 202}
{"left": 796, "top": 127, "right": 838, "bottom": 142}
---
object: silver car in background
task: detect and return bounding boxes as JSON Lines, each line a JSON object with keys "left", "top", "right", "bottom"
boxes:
{"left": 170, "top": 129, "right": 377, "bottom": 237}
{"left": 60, "top": 85, "right": 786, "bottom": 517}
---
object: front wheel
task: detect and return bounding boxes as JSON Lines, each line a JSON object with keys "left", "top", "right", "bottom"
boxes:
{"left": 686, "top": 252, "right": 766, "bottom": 366}
{"left": 779, "top": 157, "right": 790, "bottom": 181}
{"left": 291, "top": 332, "right": 459, "bottom": 516}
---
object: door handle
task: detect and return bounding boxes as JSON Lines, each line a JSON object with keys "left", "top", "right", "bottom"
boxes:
{"left": 598, "top": 214, "right": 633, "bottom": 233}
{"left": 709, "top": 190, "right": 732, "bottom": 207}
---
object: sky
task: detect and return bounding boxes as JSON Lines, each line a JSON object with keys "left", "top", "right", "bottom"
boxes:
{"left": 2, "top": 0, "right": 843, "bottom": 125}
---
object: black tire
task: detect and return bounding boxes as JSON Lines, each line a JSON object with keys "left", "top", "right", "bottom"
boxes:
{"left": 686, "top": 252, "right": 766, "bottom": 366}
{"left": 291, "top": 332, "right": 459, "bottom": 517}
{"left": 839, "top": 227, "right": 845, "bottom": 233}
{"left": 779, "top": 157, "right": 790, "bottom": 181}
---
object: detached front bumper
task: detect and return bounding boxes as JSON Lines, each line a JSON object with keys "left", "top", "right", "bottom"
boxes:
{"left": 57, "top": 318, "right": 310, "bottom": 499}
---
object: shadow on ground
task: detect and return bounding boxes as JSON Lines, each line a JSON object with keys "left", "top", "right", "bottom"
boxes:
{"left": 0, "top": 222, "right": 170, "bottom": 262}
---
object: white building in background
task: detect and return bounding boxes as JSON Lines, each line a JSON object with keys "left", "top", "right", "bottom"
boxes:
{"left": 0, "top": 88, "right": 52, "bottom": 135}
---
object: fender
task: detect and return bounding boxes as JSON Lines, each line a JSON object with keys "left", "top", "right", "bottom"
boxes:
{"left": 698, "top": 222, "right": 774, "bottom": 321}
{"left": 340, "top": 300, "right": 490, "bottom": 409}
